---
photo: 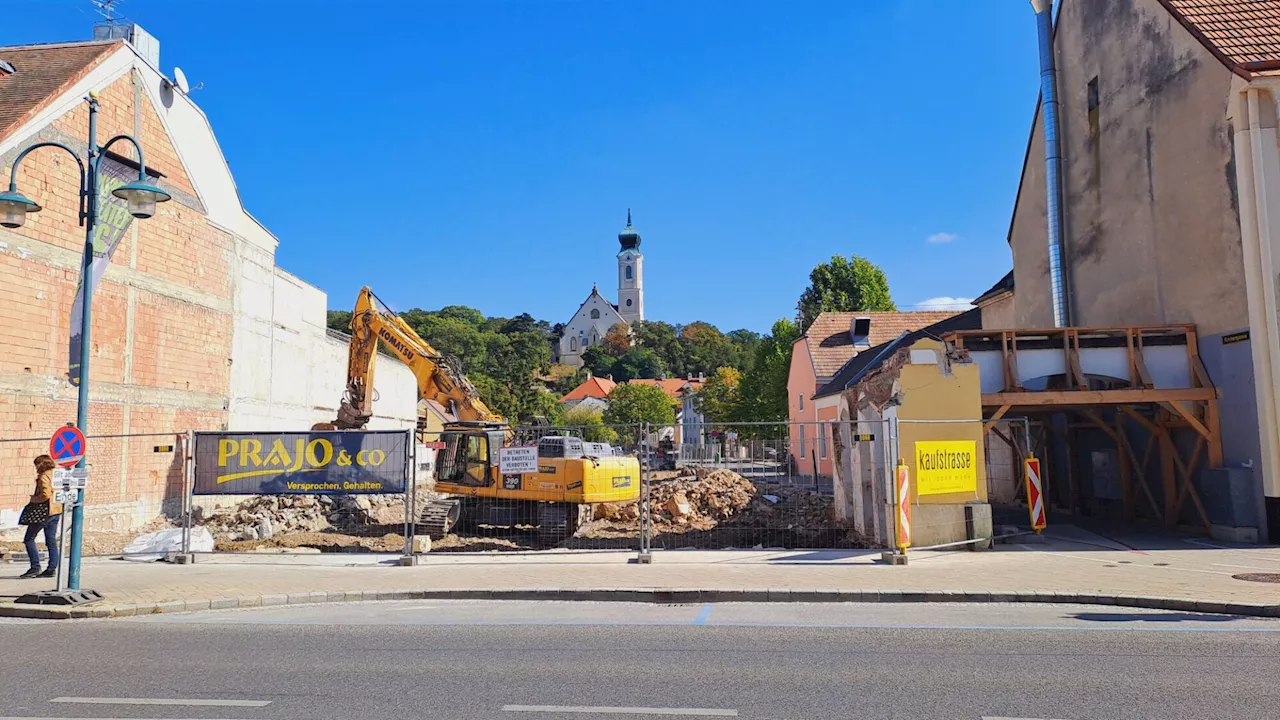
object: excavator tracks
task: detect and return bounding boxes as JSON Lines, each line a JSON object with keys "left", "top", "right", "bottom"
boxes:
{"left": 419, "top": 499, "right": 461, "bottom": 539}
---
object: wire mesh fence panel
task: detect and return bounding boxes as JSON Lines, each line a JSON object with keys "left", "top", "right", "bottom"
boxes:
{"left": 642, "top": 421, "right": 885, "bottom": 550}
{"left": 188, "top": 430, "right": 414, "bottom": 557}
{"left": 408, "top": 423, "right": 645, "bottom": 553}
{"left": 0, "top": 431, "right": 187, "bottom": 559}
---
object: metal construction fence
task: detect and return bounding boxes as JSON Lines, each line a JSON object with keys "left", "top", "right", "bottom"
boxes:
{"left": 0, "top": 430, "right": 189, "bottom": 559}
{"left": 3, "top": 418, "right": 1031, "bottom": 562}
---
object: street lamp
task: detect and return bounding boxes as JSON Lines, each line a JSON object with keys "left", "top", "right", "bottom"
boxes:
{"left": 3, "top": 92, "right": 170, "bottom": 596}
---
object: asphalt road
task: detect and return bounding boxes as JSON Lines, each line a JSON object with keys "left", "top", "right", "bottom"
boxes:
{"left": 3, "top": 601, "right": 1279, "bottom": 720}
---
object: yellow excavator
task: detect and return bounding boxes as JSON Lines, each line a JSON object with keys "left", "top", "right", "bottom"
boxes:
{"left": 329, "top": 286, "right": 640, "bottom": 542}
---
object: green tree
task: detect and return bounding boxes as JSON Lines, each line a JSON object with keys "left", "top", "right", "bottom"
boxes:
{"left": 796, "top": 255, "right": 895, "bottom": 332}
{"left": 611, "top": 346, "right": 665, "bottom": 382}
{"left": 562, "top": 405, "right": 619, "bottom": 444}
{"left": 604, "top": 383, "right": 676, "bottom": 427}
{"left": 680, "top": 321, "right": 739, "bottom": 376}
{"left": 736, "top": 318, "right": 801, "bottom": 424}
{"left": 581, "top": 346, "right": 616, "bottom": 379}
{"left": 632, "top": 320, "right": 687, "bottom": 377}
{"left": 695, "top": 366, "right": 742, "bottom": 422}
{"left": 326, "top": 310, "right": 352, "bottom": 333}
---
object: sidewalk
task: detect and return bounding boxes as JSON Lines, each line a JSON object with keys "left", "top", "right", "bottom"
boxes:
{"left": 3, "top": 526, "right": 1279, "bottom": 619}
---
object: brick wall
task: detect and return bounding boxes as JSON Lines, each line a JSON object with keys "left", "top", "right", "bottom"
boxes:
{"left": 0, "top": 70, "right": 232, "bottom": 528}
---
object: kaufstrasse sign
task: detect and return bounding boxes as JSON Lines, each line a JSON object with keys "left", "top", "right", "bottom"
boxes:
{"left": 194, "top": 430, "right": 409, "bottom": 495}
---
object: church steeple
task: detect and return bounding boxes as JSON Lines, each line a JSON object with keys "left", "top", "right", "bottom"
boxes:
{"left": 619, "top": 208, "right": 641, "bottom": 251}
{"left": 617, "top": 209, "right": 644, "bottom": 323}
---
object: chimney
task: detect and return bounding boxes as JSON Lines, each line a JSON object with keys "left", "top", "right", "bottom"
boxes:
{"left": 851, "top": 317, "right": 871, "bottom": 349}
{"left": 93, "top": 23, "right": 160, "bottom": 68}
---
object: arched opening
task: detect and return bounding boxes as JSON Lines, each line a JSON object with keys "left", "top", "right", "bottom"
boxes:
{"left": 625, "top": 265, "right": 633, "bottom": 280}
{"left": 570, "top": 337, "right": 578, "bottom": 352}
{"left": 590, "top": 309, "right": 600, "bottom": 319}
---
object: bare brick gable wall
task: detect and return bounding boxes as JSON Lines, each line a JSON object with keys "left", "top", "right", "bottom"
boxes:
{"left": 0, "top": 68, "right": 233, "bottom": 527}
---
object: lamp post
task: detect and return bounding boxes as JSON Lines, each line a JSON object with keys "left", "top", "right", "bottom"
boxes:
{"left": 0, "top": 93, "right": 170, "bottom": 592}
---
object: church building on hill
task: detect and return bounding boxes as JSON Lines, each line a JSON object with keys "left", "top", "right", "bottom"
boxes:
{"left": 556, "top": 211, "right": 646, "bottom": 367}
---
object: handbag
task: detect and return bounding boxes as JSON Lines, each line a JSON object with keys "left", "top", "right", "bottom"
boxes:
{"left": 18, "top": 500, "right": 49, "bottom": 526}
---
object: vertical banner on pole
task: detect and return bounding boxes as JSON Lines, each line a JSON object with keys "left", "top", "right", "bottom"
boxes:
{"left": 69, "top": 156, "right": 137, "bottom": 387}
{"left": 896, "top": 462, "right": 911, "bottom": 551}
{"left": 1025, "top": 455, "right": 1047, "bottom": 533}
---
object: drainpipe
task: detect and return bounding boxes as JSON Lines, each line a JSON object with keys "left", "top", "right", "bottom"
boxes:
{"left": 1032, "top": 0, "right": 1071, "bottom": 327}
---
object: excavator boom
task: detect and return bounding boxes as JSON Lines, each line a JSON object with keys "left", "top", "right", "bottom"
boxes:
{"left": 335, "top": 286, "right": 502, "bottom": 429}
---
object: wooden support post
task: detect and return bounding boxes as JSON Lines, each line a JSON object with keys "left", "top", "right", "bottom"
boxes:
{"left": 1067, "top": 330, "right": 1088, "bottom": 390}
{"left": 1001, "top": 331, "right": 1012, "bottom": 391}
{"left": 1134, "top": 331, "right": 1154, "bottom": 388}
{"left": 983, "top": 404, "right": 1011, "bottom": 436}
{"left": 1126, "top": 329, "right": 1138, "bottom": 388}
{"left": 1118, "top": 423, "right": 1162, "bottom": 521}
{"left": 1006, "top": 332, "right": 1024, "bottom": 391}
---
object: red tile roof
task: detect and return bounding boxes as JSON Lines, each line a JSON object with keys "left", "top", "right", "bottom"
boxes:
{"left": 0, "top": 41, "right": 119, "bottom": 142}
{"left": 1160, "top": 0, "right": 1280, "bottom": 73}
{"left": 628, "top": 378, "right": 703, "bottom": 400}
{"left": 803, "top": 311, "right": 958, "bottom": 379}
{"left": 560, "top": 376, "right": 617, "bottom": 402}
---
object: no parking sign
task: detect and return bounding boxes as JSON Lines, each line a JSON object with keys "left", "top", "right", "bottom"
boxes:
{"left": 49, "top": 425, "right": 86, "bottom": 468}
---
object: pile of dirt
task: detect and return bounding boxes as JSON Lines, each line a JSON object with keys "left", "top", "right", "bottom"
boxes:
{"left": 650, "top": 468, "right": 758, "bottom": 531}
{"left": 584, "top": 466, "right": 853, "bottom": 548}
{"left": 214, "top": 531, "right": 406, "bottom": 553}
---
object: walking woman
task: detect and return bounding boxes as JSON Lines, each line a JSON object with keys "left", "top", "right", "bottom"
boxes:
{"left": 18, "top": 454, "right": 61, "bottom": 579}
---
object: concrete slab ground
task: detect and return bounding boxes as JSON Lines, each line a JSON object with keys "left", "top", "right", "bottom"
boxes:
{"left": 1, "top": 525, "right": 1278, "bottom": 619}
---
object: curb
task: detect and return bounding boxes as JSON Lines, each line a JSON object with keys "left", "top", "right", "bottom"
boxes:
{"left": 2, "top": 588, "right": 1278, "bottom": 620}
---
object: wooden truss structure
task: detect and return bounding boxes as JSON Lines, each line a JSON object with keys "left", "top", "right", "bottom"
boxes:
{"left": 945, "top": 325, "right": 1222, "bottom": 532}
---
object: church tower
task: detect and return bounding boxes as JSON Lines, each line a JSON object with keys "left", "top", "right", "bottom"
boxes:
{"left": 617, "top": 209, "right": 644, "bottom": 324}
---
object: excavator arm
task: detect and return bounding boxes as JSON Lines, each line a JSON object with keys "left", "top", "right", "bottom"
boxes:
{"left": 334, "top": 286, "right": 503, "bottom": 429}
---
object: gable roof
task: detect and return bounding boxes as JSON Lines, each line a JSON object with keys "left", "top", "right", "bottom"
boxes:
{"left": 813, "top": 309, "right": 983, "bottom": 400}
{"left": 0, "top": 40, "right": 119, "bottom": 142}
{"left": 561, "top": 376, "right": 617, "bottom": 403}
{"left": 1159, "top": 0, "right": 1280, "bottom": 75}
{"left": 973, "top": 270, "right": 1015, "bottom": 307}
{"left": 629, "top": 378, "right": 702, "bottom": 400}
{"left": 804, "top": 311, "right": 959, "bottom": 379}
{"left": 564, "top": 286, "right": 626, "bottom": 330}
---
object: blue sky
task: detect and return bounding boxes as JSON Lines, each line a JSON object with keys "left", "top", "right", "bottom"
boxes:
{"left": 8, "top": 1, "right": 1039, "bottom": 333}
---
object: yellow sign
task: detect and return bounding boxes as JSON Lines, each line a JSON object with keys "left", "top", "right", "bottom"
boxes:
{"left": 914, "top": 440, "right": 978, "bottom": 495}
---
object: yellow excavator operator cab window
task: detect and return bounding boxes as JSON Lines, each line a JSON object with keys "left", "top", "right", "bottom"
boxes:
{"left": 438, "top": 432, "right": 491, "bottom": 488}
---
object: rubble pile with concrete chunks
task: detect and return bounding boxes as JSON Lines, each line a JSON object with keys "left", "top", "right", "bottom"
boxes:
{"left": 589, "top": 466, "right": 855, "bottom": 547}
{"left": 194, "top": 493, "right": 427, "bottom": 551}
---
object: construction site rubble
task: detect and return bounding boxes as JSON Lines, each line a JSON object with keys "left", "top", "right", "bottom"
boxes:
{"left": 586, "top": 466, "right": 857, "bottom": 547}
{"left": 196, "top": 493, "right": 414, "bottom": 542}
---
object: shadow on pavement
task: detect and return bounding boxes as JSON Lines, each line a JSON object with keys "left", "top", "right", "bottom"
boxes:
{"left": 1069, "top": 611, "right": 1242, "bottom": 623}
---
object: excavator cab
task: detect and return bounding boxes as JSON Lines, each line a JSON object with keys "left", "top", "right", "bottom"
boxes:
{"left": 436, "top": 422, "right": 508, "bottom": 488}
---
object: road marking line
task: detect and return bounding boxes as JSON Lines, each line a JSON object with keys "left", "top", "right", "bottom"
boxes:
{"left": 4, "top": 717, "right": 261, "bottom": 720}
{"left": 983, "top": 717, "right": 1073, "bottom": 720}
{"left": 502, "top": 705, "right": 737, "bottom": 716}
{"left": 51, "top": 698, "right": 271, "bottom": 708}
{"left": 694, "top": 604, "right": 714, "bottom": 625}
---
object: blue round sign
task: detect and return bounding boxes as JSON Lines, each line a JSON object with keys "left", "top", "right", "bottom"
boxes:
{"left": 49, "top": 425, "right": 86, "bottom": 468}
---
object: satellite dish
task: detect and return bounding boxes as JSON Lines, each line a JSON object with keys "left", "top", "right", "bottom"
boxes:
{"left": 173, "top": 66, "right": 190, "bottom": 94}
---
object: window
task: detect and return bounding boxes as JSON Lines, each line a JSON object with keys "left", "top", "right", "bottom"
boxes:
{"left": 626, "top": 299, "right": 632, "bottom": 307}
{"left": 625, "top": 265, "right": 633, "bottom": 280}
{"left": 570, "top": 337, "right": 578, "bottom": 352}
{"left": 799, "top": 425, "right": 806, "bottom": 457}
{"left": 820, "top": 427, "right": 828, "bottom": 459}
{"left": 582, "top": 335, "right": 590, "bottom": 346}
{"left": 1087, "top": 76, "right": 1099, "bottom": 111}
{"left": 590, "top": 309, "right": 600, "bottom": 319}
{"left": 798, "top": 393, "right": 804, "bottom": 411}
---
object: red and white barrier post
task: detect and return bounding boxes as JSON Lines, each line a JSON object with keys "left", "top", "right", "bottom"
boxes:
{"left": 1024, "top": 455, "right": 1047, "bottom": 533}
{"left": 895, "top": 461, "right": 911, "bottom": 551}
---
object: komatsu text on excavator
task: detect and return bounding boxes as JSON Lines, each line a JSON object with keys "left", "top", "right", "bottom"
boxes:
{"left": 329, "top": 287, "right": 641, "bottom": 543}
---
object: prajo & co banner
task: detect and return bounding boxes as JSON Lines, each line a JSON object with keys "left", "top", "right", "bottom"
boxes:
{"left": 194, "top": 430, "right": 409, "bottom": 495}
